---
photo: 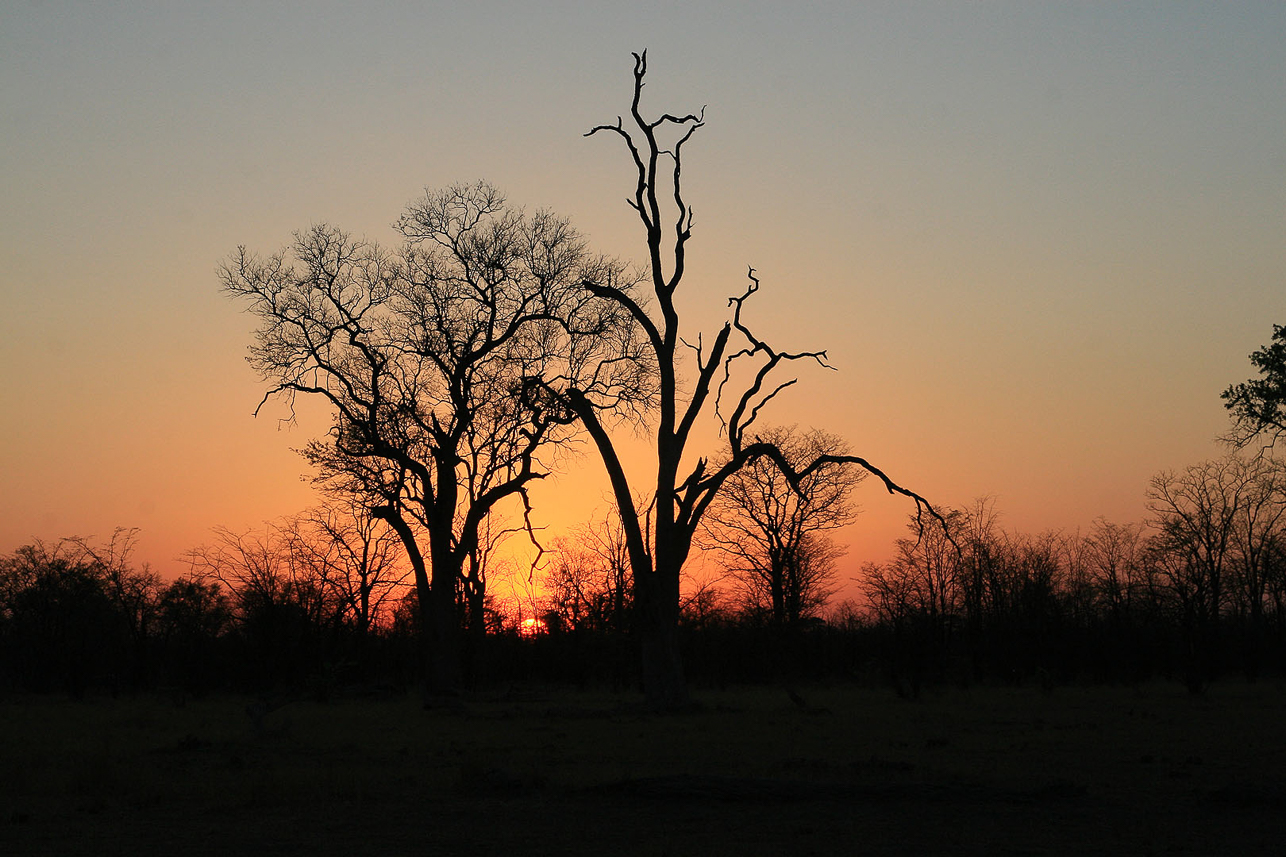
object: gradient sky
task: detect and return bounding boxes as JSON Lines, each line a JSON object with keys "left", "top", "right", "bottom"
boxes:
{"left": 3, "top": 2, "right": 1283, "bottom": 599}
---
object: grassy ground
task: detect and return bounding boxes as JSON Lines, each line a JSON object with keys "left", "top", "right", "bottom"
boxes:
{"left": 2, "top": 681, "right": 1283, "bottom": 855}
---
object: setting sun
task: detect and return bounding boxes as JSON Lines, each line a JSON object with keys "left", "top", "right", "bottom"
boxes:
{"left": 518, "top": 617, "right": 548, "bottom": 638}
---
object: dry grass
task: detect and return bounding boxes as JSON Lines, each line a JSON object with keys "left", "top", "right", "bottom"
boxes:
{"left": 2, "top": 681, "right": 1283, "bottom": 855}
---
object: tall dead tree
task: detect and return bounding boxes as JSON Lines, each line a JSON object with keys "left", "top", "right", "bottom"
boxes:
{"left": 560, "top": 52, "right": 943, "bottom": 708}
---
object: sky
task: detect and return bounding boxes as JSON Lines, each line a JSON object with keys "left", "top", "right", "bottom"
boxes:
{"left": 2, "top": 2, "right": 1283, "bottom": 600}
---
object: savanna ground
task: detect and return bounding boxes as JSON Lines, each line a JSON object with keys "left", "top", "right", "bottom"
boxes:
{"left": 2, "top": 681, "right": 1283, "bottom": 856}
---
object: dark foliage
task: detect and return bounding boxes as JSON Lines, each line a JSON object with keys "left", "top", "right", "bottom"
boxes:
{"left": 1223, "top": 324, "right": 1286, "bottom": 447}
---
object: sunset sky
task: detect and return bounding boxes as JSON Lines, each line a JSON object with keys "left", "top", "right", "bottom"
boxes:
{"left": 3, "top": 3, "right": 1283, "bottom": 600}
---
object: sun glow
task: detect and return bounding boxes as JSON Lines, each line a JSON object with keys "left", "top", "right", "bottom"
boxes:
{"left": 518, "top": 617, "right": 548, "bottom": 638}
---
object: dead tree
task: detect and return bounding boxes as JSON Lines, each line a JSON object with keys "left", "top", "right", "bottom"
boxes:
{"left": 560, "top": 52, "right": 944, "bottom": 708}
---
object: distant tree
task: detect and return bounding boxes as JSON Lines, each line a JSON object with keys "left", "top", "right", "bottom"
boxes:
{"left": 995, "top": 530, "right": 1069, "bottom": 670}
{"left": 186, "top": 524, "right": 337, "bottom": 629}
{"left": 70, "top": 527, "right": 161, "bottom": 676}
{"left": 576, "top": 509, "right": 634, "bottom": 635}
{"left": 1081, "top": 518, "right": 1150, "bottom": 622}
{"left": 862, "top": 502, "right": 1107, "bottom": 684}
{"left": 543, "top": 508, "right": 633, "bottom": 635}
{"left": 551, "top": 52, "right": 942, "bottom": 709}
{"left": 155, "top": 574, "right": 233, "bottom": 695}
{"left": 288, "top": 499, "right": 409, "bottom": 639}
{"left": 1146, "top": 456, "right": 1260, "bottom": 688}
{"left": 223, "top": 181, "right": 648, "bottom": 692}
{"left": 185, "top": 523, "right": 340, "bottom": 686}
{"left": 544, "top": 538, "right": 606, "bottom": 635}
{"left": 1147, "top": 458, "right": 1247, "bottom": 622}
{"left": 701, "top": 426, "right": 862, "bottom": 626}
{"left": 862, "top": 508, "right": 964, "bottom": 631}
{"left": 1222, "top": 324, "right": 1286, "bottom": 447}
{"left": 1220, "top": 456, "right": 1286, "bottom": 673}
{"left": 454, "top": 512, "right": 522, "bottom": 680}
{"left": 860, "top": 508, "right": 965, "bottom": 691}
{"left": 0, "top": 534, "right": 156, "bottom": 693}
{"left": 677, "top": 577, "right": 734, "bottom": 632}
{"left": 945, "top": 497, "right": 1008, "bottom": 631}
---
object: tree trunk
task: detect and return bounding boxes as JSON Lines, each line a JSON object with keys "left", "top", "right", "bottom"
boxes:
{"left": 636, "top": 571, "right": 688, "bottom": 709}
{"left": 461, "top": 582, "right": 486, "bottom": 688}
{"left": 429, "top": 561, "right": 462, "bottom": 695}
{"left": 373, "top": 506, "right": 438, "bottom": 693}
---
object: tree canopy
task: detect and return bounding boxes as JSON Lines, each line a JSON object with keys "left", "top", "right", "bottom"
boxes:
{"left": 1223, "top": 324, "right": 1286, "bottom": 447}
{"left": 222, "top": 181, "right": 649, "bottom": 691}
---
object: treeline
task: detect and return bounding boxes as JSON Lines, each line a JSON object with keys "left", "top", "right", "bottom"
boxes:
{"left": 4, "top": 452, "right": 1285, "bottom": 697}
{"left": 521, "top": 452, "right": 1286, "bottom": 692}
{"left": 858, "top": 454, "right": 1286, "bottom": 693}
{"left": 0, "top": 525, "right": 420, "bottom": 697}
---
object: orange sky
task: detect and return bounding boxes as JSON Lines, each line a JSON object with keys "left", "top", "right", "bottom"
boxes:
{"left": 2, "top": 4, "right": 1283, "bottom": 604}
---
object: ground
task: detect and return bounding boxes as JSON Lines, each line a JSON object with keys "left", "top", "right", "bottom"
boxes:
{"left": 2, "top": 681, "right": 1283, "bottom": 855}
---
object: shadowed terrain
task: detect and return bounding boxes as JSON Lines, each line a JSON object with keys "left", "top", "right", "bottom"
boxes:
{"left": 2, "top": 682, "right": 1282, "bottom": 855}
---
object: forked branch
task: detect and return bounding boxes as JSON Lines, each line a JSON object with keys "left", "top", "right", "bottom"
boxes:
{"left": 717, "top": 268, "right": 833, "bottom": 451}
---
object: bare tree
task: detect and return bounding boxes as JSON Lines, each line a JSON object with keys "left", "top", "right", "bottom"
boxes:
{"left": 70, "top": 527, "right": 162, "bottom": 658}
{"left": 576, "top": 508, "right": 633, "bottom": 635}
{"left": 456, "top": 511, "right": 523, "bottom": 676}
{"left": 544, "top": 539, "right": 602, "bottom": 634}
{"left": 0, "top": 531, "right": 170, "bottom": 692}
{"left": 543, "top": 507, "right": 634, "bottom": 634}
{"left": 288, "top": 499, "right": 410, "bottom": 639}
{"left": 1222, "top": 456, "right": 1286, "bottom": 668}
{"left": 950, "top": 497, "right": 1004, "bottom": 629}
{"left": 1081, "top": 518, "right": 1149, "bottom": 622}
{"left": 555, "top": 52, "right": 943, "bottom": 707}
{"left": 223, "top": 181, "right": 647, "bottom": 692}
{"left": 1147, "top": 458, "right": 1247, "bottom": 623}
{"left": 185, "top": 523, "right": 338, "bottom": 631}
{"left": 1146, "top": 455, "right": 1257, "bottom": 688}
{"left": 701, "top": 426, "right": 861, "bottom": 625}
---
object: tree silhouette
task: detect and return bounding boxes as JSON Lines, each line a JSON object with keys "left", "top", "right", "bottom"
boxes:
{"left": 555, "top": 52, "right": 944, "bottom": 708}
{"left": 69, "top": 527, "right": 161, "bottom": 686}
{"left": 1223, "top": 324, "right": 1286, "bottom": 447}
{"left": 545, "top": 522, "right": 632, "bottom": 635}
{"left": 155, "top": 573, "right": 232, "bottom": 697}
{"left": 1146, "top": 456, "right": 1252, "bottom": 690}
{"left": 0, "top": 533, "right": 161, "bottom": 693}
{"left": 223, "top": 182, "right": 646, "bottom": 693}
{"left": 701, "top": 425, "right": 861, "bottom": 625}
{"left": 1082, "top": 518, "right": 1149, "bottom": 623}
{"left": 288, "top": 499, "right": 409, "bottom": 641}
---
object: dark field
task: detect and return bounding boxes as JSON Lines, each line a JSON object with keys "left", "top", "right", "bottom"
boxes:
{"left": 2, "top": 682, "right": 1283, "bottom": 855}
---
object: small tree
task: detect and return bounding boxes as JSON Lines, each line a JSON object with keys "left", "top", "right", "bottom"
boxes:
{"left": 701, "top": 426, "right": 861, "bottom": 625}
{"left": 288, "top": 499, "right": 409, "bottom": 639}
{"left": 70, "top": 527, "right": 162, "bottom": 685}
{"left": 1146, "top": 455, "right": 1254, "bottom": 688}
{"left": 185, "top": 523, "right": 338, "bottom": 685}
{"left": 544, "top": 510, "right": 633, "bottom": 634}
{"left": 1082, "top": 518, "right": 1149, "bottom": 622}
{"left": 155, "top": 574, "right": 232, "bottom": 696}
{"left": 0, "top": 534, "right": 155, "bottom": 694}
